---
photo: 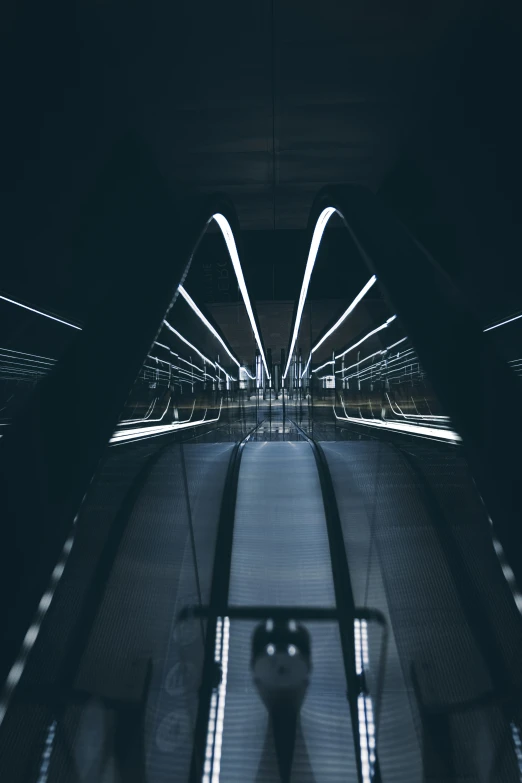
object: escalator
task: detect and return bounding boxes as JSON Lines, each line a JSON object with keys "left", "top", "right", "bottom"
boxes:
{"left": 1, "top": 179, "right": 522, "bottom": 783}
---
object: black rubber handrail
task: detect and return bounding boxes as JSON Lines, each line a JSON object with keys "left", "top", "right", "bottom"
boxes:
{"left": 0, "top": 139, "right": 258, "bottom": 690}
{"left": 291, "top": 418, "right": 382, "bottom": 783}
{"left": 290, "top": 184, "right": 522, "bottom": 594}
{"left": 189, "top": 420, "right": 261, "bottom": 782}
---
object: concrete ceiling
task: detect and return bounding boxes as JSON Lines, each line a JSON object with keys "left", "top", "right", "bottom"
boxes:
{"left": 132, "top": 0, "right": 478, "bottom": 230}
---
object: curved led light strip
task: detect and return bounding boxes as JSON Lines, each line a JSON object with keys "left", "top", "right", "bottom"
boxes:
{"left": 335, "top": 316, "right": 396, "bottom": 361}
{"left": 283, "top": 207, "right": 336, "bottom": 379}
{"left": 333, "top": 402, "right": 460, "bottom": 443}
{"left": 336, "top": 337, "right": 409, "bottom": 376}
{"left": 212, "top": 213, "right": 270, "bottom": 379}
{"left": 163, "top": 322, "right": 216, "bottom": 368}
{"left": 304, "top": 275, "right": 377, "bottom": 380}
{"left": 178, "top": 285, "right": 240, "bottom": 368}
{"left": 386, "top": 393, "right": 449, "bottom": 422}
{"left": 240, "top": 366, "right": 256, "bottom": 380}
{"left": 312, "top": 276, "right": 377, "bottom": 357}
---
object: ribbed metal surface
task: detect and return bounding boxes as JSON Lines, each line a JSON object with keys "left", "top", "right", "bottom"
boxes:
{"left": 321, "top": 440, "right": 520, "bottom": 783}
{"left": 70, "top": 442, "right": 233, "bottom": 783}
{"left": 222, "top": 442, "right": 357, "bottom": 781}
{"left": 0, "top": 438, "right": 162, "bottom": 782}
{"left": 0, "top": 441, "right": 233, "bottom": 783}
{"left": 229, "top": 442, "right": 335, "bottom": 608}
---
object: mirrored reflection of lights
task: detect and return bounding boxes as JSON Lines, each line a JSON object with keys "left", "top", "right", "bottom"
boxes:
{"left": 240, "top": 366, "right": 256, "bottom": 381}
{"left": 335, "top": 316, "right": 397, "bottom": 361}
{"left": 117, "top": 395, "right": 172, "bottom": 426}
{"left": 312, "top": 359, "right": 335, "bottom": 375}
{"left": 301, "top": 353, "right": 312, "bottom": 379}
{"left": 488, "top": 517, "right": 522, "bottom": 617}
{"left": 283, "top": 207, "right": 336, "bottom": 379}
{"left": 266, "top": 644, "right": 275, "bottom": 656}
{"left": 203, "top": 616, "right": 230, "bottom": 783}
{"left": 212, "top": 213, "right": 270, "bottom": 379}
{"left": 178, "top": 286, "right": 240, "bottom": 368}
{"left": 36, "top": 719, "right": 57, "bottom": 783}
{"left": 288, "top": 645, "right": 297, "bottom": 657}
{"left": 334, "top": 403, "right": 461, "bottom": 443}
{"left": 0, "top": 524, "right": 77, "bottom": 729}
{"left": 110, "top": 400, "right": 222, "bottom": 444}
{"left": 162, "top": 322, "right": 217, "bottom": 368}
{"left": 511, "top": 722, "right": 522, "bottom": 780}
{"left": 312, "top": 276, "right": 377, "bottom": 357}
{"left": 0, "top": 294, "right": 82, "bottom": 330}
{"left": 336, "top": 337, "right": 409, "bottom": 376}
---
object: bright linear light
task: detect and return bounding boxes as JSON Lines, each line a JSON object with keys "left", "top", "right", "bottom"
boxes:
{"left": 301, "top": 353, "right": 312, "bottom": 379}
{"left": 333, "top": 403, "right": 461, "bottom": 443}
{"left": 312, "top": 359, "right": 335, "bottom": 374}
{"left": 283, "top": 207, "right": 336, "bottom": 379}
{"left": 0, "top": 294, "right": 81, "bottom": 330}
{"left": 178, "top": 285, "right": 240, "bottom": 368}
{"left": 336, "top": 337, "right": 409, "bottom": 375}
{"left": 241, "top": 366, "right": 256, "bottom": 380}
{"left": 163, "top": 322, "right": 216, "bottom": 368}
{"left": 484, "top": 313, "right": 522, "bottom": 332}
{"left": 335, "top": 316, "right": 397, "bottom": 361}
{"left": 212, "top": 213, "right": 270, "bottom": 379}
{"left": 216, "top": 361, "right": 236, "bottom": 381}
{"left": 110, "top": 400, "right": 222, "bottom": 444}
{"left": 312, "top": 276, "right": 377, "bottom": 356}
{"left": 0, "top": 347, "right": 56, "bottom": 363}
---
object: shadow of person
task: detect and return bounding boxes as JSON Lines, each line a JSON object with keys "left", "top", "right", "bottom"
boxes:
{"left": 254, "top": 712, "right": 317, "bottom": 783}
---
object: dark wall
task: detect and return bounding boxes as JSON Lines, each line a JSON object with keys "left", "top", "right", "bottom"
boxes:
{"left": 377, "top": 3, "right": 522, "bottom": 324}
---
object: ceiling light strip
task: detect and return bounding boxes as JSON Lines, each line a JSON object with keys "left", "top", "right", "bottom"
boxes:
{"left": 283, "top": 207, "right": 336, "bottom": 379}
{"left": 335, "top": 316, "right": 396, "bottom": 361}
{"left": 178, "top": 285, "right": 240, "bottom": 368}
{"left": 0, "top": 294, "right": 81, "bottom": 330}
{"left": 163, "top": 322, "right": 216, "bottom": 368}
{"left": 311, "top": 275, "right": 377, "bottom": 356}
{"left": 212, "top": 213, "right": 271, "bottom": 379}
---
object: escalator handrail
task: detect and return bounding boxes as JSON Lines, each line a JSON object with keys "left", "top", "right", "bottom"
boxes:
{"left": 290, "top": 418, "right": 381, "bottom": 783}
{"left": 0, "top": 144, "right": 250, "bottom": 690}
{"left": 189, "top": 419, "right": 262, "bottom": 782}
{"left": 291, "top": 183, "right": 522, "bottom": 594}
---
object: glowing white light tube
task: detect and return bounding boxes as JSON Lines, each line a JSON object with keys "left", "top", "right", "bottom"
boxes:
{"left": 283, "top": 207, "right": 336, "bottom": 378}
{"left": 216, "top": 362, "right": 236, "bottom": 381}
{"left": 335, "top": 316, "right": 397, "bottom": 361}
{"left": 241, "top": 366, "right": 256, "bottom": 380}
{"left": 178, "top": 285, "right": 240, "bottom": 368}
{"left": 212, "top": 213, "right": 270, "bottom": 379}
{"left": 163, "top": 322, "right": 216, "bottom": 368}
{"left": 312, "top": 359, "right": 335, "bottom": 374}
{"left": 0, "top": 294, "right": 82, "bottom": 330}
{"left": 386, "top": 393, "right": 450, "bottom": 422}
{"left": 301, "top": 353, "right": 312, "bottom": 379}
{"left": 312, "top": 276, "right": 377, "bottom": 357}
{"left": 117, "top": 396, "right": 172, "bottom": 426}
{"left": 333, "top": 402, "right": 461, "bottom": 443}
{"left": 110, "top": 400, "right": 222, "bottom": 444}
{"left": 337, "top": 338, "right": 409, "bottom": 376}
{"left": 484, "top": 313, "right": 522, "bottom": 332}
